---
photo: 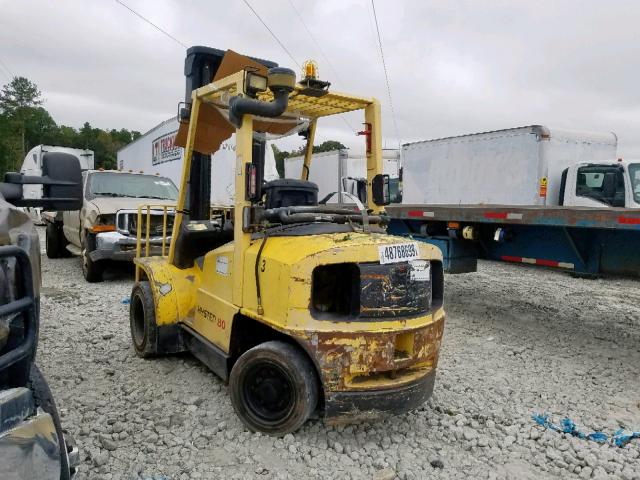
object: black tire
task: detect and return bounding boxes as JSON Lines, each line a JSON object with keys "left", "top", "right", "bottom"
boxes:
{"left": 81, "top": 232, "right": 104, "bottom": 282}
{"left": 29, "top": 364, "right": 72, "bottom": 480}
{"left": 229, "top": 340, "right": 319, "bottom": 435}
{"left": 130, "top": 281, "right": 158, "bottom": 358}
{"left": 45, "top": 222, "right": 69, "bottom": 259}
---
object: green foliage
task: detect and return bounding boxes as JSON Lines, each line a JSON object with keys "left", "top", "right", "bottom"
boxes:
{"left": 0, "top": 77, "right": 141, "bottom": 177}
{"left": 0, "top": 76, "right": 43, "bottom": 114}
{"left": 271, "top": 139, "right": 347, "bottom": 178}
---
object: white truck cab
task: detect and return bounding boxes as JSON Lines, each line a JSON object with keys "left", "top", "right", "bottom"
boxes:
{"left": 560, "top": 159, "right": 640, "bottom": 208}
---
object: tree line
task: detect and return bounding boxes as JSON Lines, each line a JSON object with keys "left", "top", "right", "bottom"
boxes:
{"left": 0, "top": 76, "right": 141, "bottom": 177}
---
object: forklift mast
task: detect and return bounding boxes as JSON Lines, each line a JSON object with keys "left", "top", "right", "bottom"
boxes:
{"left": 181, "top": 47, "right": 277, "bottom": 219}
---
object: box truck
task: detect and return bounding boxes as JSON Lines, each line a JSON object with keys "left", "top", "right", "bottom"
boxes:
{"left": 400, "top": 125, "right": 638, "bottom": 208}
{"left": 386, "top": 126, "right": 640, "bottom": 277}
{"left": 117, "top": 116, "right": 279, "bottom": 206}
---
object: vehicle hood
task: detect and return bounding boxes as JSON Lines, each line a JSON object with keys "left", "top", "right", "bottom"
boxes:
{"left": 87, "top": 197, "right": 175, "bottom": 216}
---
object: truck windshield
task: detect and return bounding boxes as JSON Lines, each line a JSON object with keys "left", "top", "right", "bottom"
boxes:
{"left": 630, "top": 163, "right": 640, "bottom": 203}
{"left": 87, "top": 172, "right": 178, "bottom": 200}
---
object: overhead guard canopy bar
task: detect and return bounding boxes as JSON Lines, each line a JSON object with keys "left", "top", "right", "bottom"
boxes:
{"left": 194, "top": 72, "right": 375, "bottom": 119}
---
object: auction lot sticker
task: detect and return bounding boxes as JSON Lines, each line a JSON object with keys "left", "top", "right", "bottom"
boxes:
{"left": 378, "top": 242, "right": 420, "bottom": 264}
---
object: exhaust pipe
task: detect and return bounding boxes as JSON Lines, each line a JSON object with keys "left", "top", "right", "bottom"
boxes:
{"left": 229, "top": 67, "right": 296, "bottom": 126}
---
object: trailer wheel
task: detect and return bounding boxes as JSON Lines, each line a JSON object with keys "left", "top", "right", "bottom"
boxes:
{"left": 45, "top": 222, "right": 69, "bottom": 259}
{"left": 130, "top": 281, "right": 158, "bottom": 358}
{"left": 29, "top": 364, "right": 73, "bottom": 480}
{"left": 81, "top": 232, "right": 104, "bottom": 282}
{"left": 230, "top": 341, "right": 318, "bottom": 435}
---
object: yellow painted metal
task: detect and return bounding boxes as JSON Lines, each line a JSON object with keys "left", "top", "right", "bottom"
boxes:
{"left": 131, "top": 64, "right": 444, "bottom": 409}
{"left": 237, "top": 232, "right": 443, "bottom": 333}
{"left": 257, "top": 88, "right": 373, "bottom": 118}
{"left": 193, "top": 244, "right": 236, "bottom": 350}
{"left": 168, "top": 95, "right": 201, "bottom": 264}
{"left": 233, "top": 113, "right": 253, "bottom": 307}
{"left": 162, "top": 206, "right": 168, "bottom": 257}
{"left": 135, "top": 256, "right": 201, "bottom": 327}
{"left": 365, "top": 99, "right": 384, "bottom": 214}
{"left": 301, "top": 119, "right": 317, "bottom": 181}
{"left": 145, "top": 205, "right": 151, "bottom": 257}
{"left": 196, "top": 71, "right": 373, "bottom": 120}
{"left": 135, "top": 208, "right": 142, "bottom": 282}
{"left": 134, "top": 204, "right": 175, "bottom": 281}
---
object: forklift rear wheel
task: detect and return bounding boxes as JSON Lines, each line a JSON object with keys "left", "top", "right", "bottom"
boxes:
{"left": 130, "top": 281, "right": 158, "bottom": 358}
{"left": 230, "top": 341, "right": 318, "bottom": 435}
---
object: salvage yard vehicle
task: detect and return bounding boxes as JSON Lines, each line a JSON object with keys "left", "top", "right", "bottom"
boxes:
{"left": 0, "top": 153, "right": 81, "bottom": 479}
{"left": 387, "top": 126, "right": 640, "bottom": 276}
{"left": 43, "top": 169, "right": 178, "bottom": 282}
{"left": 128, "top": 47, "right": 445, "bottom": 435}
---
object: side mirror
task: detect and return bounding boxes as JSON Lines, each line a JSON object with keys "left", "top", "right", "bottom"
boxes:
{"left": 2, "top": 152, "right": 83, "bottom": 210}
{"left": 372, "top": 174, "right": 390, "bottom": 206}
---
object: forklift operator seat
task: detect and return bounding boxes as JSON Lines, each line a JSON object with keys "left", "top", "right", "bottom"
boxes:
{"left": 263, "top": 179, "right": 319, "bottom": 209}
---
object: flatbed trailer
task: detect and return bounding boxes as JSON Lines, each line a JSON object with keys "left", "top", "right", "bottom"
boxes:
{"left": 387, "top": 204, "right": 640, "bottom": 277}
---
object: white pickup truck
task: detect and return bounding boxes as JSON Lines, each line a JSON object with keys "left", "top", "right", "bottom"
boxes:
{"left": 43, "top": 169, "right": 177, "bottom": 282}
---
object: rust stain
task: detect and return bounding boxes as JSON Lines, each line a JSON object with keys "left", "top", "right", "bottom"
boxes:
{"left": 298, "top": 317, "right": 445, "bottom": 392}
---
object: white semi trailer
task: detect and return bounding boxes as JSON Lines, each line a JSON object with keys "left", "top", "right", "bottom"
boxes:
{"left": 285, "top": 149, "right": 400, "bottom": 203}
{"left": 386, "top": 125, "right": 640, "bottom": 276}
{"left": 117, "top": 116, "right": 279, "bottom": 206}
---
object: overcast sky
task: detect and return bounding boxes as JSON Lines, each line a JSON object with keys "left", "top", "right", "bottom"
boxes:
{"left": 1, "top": 0, "right": 640, "bottom": 156}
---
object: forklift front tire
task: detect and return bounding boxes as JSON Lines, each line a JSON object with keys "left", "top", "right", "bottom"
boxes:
{"left": 229, "top": 341, "right": 319, "bottom": 435}
{"left": 130, "top": 281, "right": 158, "bottom": 358}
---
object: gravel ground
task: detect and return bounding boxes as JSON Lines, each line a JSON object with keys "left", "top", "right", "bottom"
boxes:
{"left": 35, "top": 227, "right": 640, "bottom": 480}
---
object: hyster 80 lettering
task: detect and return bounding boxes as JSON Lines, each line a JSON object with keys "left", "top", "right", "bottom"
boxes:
{"left": 129, "top": 46, "right": 445, "bottom": 435}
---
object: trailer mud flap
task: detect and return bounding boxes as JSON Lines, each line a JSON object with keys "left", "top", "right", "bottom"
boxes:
{"left": 416, "top": 236, "right": 477, "bottom": 274}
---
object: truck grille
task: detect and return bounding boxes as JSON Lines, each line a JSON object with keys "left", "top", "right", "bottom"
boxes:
{"left": 116, "top": 210, "right": 175, "bottom": 237}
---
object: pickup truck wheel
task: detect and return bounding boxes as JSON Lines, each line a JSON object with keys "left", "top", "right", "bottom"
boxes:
{"left": 230, "top": 341, "right": 318, "bottom": 435}
{"left": 29, "top": 364, "right": 73, "bottom": 480}
{"left": 81, "top": 232, "right": 104, "bottom": 282}
{"left": 130, "top": 281, "right": 158, "bottom": 357}
{"left": 45, "top": 223, "right": 69, "bottom": 259}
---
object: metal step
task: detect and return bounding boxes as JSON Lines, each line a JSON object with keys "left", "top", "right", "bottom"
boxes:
{"left": 65, "top": 244, "right": 81, "bottom": 256}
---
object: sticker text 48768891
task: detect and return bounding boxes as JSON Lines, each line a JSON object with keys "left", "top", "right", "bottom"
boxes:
{"left": 378, "top": 242, "right": 420, "bottom": 265}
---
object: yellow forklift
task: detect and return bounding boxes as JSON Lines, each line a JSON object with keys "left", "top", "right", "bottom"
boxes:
{"left": 129, "top": 47, "right": 445, "bottom": 434}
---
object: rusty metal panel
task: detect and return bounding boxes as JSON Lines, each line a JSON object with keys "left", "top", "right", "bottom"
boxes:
{"left": 359, "top": 262, "right": 431, "bottom": 319}
{"left": 298, "top": 316, "right": 445, "bottom": 392}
